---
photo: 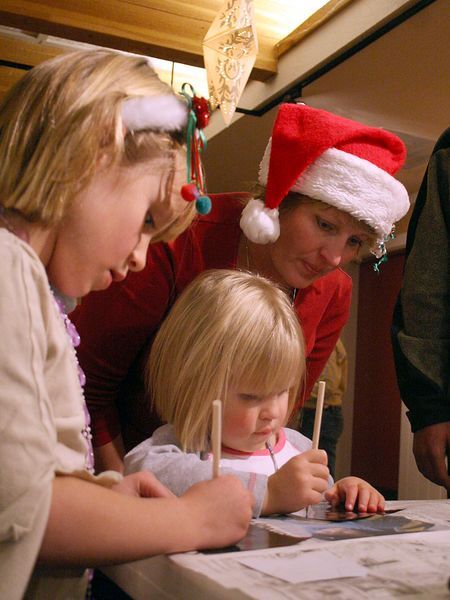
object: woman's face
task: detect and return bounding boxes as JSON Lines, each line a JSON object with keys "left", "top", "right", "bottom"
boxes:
{"left": 46, "top": 159, "right": 186, "bottom": 298}
{"left": 267, "top": 201, "right": 371, "bottom": 289}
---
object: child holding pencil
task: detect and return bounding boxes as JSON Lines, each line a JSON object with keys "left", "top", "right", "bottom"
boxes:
{"left": 0, "top": 50, "right": 253, "bottom": 599}
{"left": 125, "top": 269, "right": 384, "bottom": 517}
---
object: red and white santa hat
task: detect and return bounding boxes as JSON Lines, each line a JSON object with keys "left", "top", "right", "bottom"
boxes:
{"left": 240, "top": 103, "right": 410, "bottom": 257}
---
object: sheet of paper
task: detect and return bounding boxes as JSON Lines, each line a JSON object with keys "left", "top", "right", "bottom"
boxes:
{"left": 172, "top": 528, "right": 450, "bottom": 600}
{"left": 237, "top": 549, "right": 367, "bottom": 584}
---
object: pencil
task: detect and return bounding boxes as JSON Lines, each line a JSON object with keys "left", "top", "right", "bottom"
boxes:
{"left": 312, "top": 380, "right": 326, "bottom": 450}
{"left": 306, "top": 380, "right": 326, "bottom": 519}
{"left": 211, "top": 399, "right": 222, "bottom": 478}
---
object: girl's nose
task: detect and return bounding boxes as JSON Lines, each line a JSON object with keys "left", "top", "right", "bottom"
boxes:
{"left": 260, "top": 395, "right": 281, "bottom": 420}
{"left": 128, "top": 232, "right": 152, "bottom": 272}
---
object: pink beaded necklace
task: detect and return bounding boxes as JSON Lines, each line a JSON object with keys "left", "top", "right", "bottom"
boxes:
{"left": 52, "top": 293, "right": 94, "bottom": 472}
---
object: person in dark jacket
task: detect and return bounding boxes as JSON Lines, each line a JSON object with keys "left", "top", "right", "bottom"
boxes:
{"left": 392, "top": 127, "right": 450, "bottom": 494}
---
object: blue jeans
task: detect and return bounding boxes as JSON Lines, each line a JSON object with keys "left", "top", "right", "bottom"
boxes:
{"left": 298, "top": 406, "right": 344, "bottom": 478}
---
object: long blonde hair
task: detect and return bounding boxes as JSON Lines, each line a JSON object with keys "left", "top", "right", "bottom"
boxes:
{"left": 148, "top": 269, "right": 305, "bottom": 452}
{"left": 0, "top": 49, "right": 195, "bottom": 239}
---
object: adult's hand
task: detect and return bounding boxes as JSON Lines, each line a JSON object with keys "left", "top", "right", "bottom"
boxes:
{"left": 413, "top": 422, "right": 450, "bottom": 492}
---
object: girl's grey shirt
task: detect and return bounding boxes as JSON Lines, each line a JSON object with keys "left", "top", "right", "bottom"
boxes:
{"left": 124, "top": 424, "right": 333, "bottom": 517}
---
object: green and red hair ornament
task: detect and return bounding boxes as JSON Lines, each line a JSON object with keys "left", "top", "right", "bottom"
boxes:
{"left": 179, "top": 83, "right": 212, "bottom": 215}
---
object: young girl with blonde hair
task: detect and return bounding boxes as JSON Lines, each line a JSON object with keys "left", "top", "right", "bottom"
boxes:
{"left": 0, "top": 50, "right": 252, "bottom": 599}
{"left": 126, "top": 269, "right": 384, "bottom": 517}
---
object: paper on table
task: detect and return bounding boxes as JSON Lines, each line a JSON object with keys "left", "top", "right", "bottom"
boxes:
{"left": 237, "top": 549, "right": 367, "bottom": 584}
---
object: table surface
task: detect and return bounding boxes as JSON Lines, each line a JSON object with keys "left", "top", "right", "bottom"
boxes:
{"left": 102, "top": 500, "right": 450, "bottom": 599}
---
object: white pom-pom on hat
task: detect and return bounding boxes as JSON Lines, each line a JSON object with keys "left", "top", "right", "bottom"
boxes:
{"left": 240, "top": 198, "right": 280, "bottom": 244}
{"left": 121, "top": 95, "right": 188, "bottom": 132}
{"left": 240, "top": 103, "right": 410, "bottom": 252}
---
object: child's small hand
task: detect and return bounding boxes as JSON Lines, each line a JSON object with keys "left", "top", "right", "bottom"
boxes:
{"left": 263, "top": 449, "right": 329, "bottom": 515}
{"left": 324, "top": 476, "right": 385, "bottom": 513}
{"left": 112, "top": 471, "right": 175, "bottom": 498}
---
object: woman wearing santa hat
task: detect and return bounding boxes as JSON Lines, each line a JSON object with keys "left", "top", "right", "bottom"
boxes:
{"left": 73, "top": 103, "right": 410, "bottom": 473}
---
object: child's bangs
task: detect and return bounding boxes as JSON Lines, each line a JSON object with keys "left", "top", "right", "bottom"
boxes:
{"left": 228, "top": 317, "right": 302, "bottom": 397}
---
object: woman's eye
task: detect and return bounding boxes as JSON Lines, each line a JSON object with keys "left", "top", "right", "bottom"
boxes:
{"left": 348, "top": 236, "right": 363, "bottom": 248}
{"left": 317, "top": 217, "right": 333, "bottom": 232}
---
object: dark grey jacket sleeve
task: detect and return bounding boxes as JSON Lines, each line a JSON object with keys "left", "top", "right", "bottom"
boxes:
{"left": 392, "top": 128, "right": 450, "bottom": 432}
{"left": 123, "top": 424, "right": 268, "bottom": 517}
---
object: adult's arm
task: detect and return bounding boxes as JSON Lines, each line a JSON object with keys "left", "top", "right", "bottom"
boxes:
{"left": 297, "top": 271, "right": 352, "bottom": 402}
{"left": 72, "top": 242, "right": 176, "bottom": 451}
{"left": 392, "top": 129, "right": 450, "bottom": 491}
{"left": 94, "top": 436, "right": 126, "bottom": 474}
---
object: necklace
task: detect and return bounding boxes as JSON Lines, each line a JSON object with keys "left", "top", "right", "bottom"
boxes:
{"left": 244, "top": 236, "right": 298, "bottom": 305}
{"left": 53, "top": 292, "right": 95, "bottom": 473}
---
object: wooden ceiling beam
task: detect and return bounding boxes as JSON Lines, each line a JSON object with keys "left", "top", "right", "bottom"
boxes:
{"left": 0, "top": 34, "right": 63, "bottom": 67}
{"left": 0, "top": 1, "right": 277, "bottom": 80}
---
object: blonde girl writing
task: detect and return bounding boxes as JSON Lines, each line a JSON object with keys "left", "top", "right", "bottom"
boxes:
{"left": 125, "top": 269, "right": 384, "bottom": 517}
{"left": 0, "top": 50, "right": 252, "bottom": 599}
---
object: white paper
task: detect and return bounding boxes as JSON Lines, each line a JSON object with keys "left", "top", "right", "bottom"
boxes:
{"left": 238, "top": 549, "right": 367, "bottom": 584}
{"left": 173, "top": 529, "right": 450, "bottom": 599}
{"left": 171, "top": 501, "right": 450, "bottom": 599}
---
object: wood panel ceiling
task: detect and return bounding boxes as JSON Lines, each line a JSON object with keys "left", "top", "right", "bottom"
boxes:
{"left": 0, "top": 0, "right": 352, "bottom": 99}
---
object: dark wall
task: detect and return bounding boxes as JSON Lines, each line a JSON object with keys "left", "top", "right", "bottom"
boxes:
{"left": 351, "top": 252, "right": 405, "bottom": 496}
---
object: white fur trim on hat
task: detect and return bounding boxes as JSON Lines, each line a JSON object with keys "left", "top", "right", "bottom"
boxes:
{"left": 292, "top": 147, "right": 409, "bottom": 238}
{"left": 240, "top": 198, "right": 280, "bottom": 244}
{"left": 258, "top": 139, "right": 272, "bottom": 187}
{"left": 121, "top": 95, "right": 187, "bottom": 132}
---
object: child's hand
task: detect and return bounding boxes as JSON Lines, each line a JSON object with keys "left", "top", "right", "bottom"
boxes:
{"left": 180, "top": 475, "right": 253, "bottom": 550}
{"left": 263, "top": 449, "right": 329, "bottom": 515}
{"left": 113, "top": 472, "right": 175, "bottom": 498}
{"left": 324, "top": 476, "right": 385, "bottom": 513}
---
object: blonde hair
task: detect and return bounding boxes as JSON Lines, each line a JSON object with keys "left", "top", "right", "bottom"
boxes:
{"left": 148, "top": 269, "right": 305, "bottom": 452}
{"left": 0, "top": 49, "right": 195, "bottom": 239}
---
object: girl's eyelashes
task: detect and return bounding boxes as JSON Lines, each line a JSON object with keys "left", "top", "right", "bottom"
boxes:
{"left": 239, "top": 393, "right": 260, "bottom": 401}
{"left": 143, "top": 212, "right": 155, "bottom": 229}
{"left": 238, "top": 390, "right": 288, "bottom": 401}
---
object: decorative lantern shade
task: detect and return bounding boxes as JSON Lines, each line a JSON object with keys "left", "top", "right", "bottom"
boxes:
{"left": 203, "top": 0, "right": 258, "bottom": 126}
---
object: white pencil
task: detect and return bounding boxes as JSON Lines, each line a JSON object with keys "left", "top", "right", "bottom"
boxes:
{"left": 306, "top": 380, "right": 326, "bottom": 519}
{"left": 312, "top": 381, "right": 326, "bottom": 450}
{"left": 211, "top": 399, "right": 222, "bottom": 478}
